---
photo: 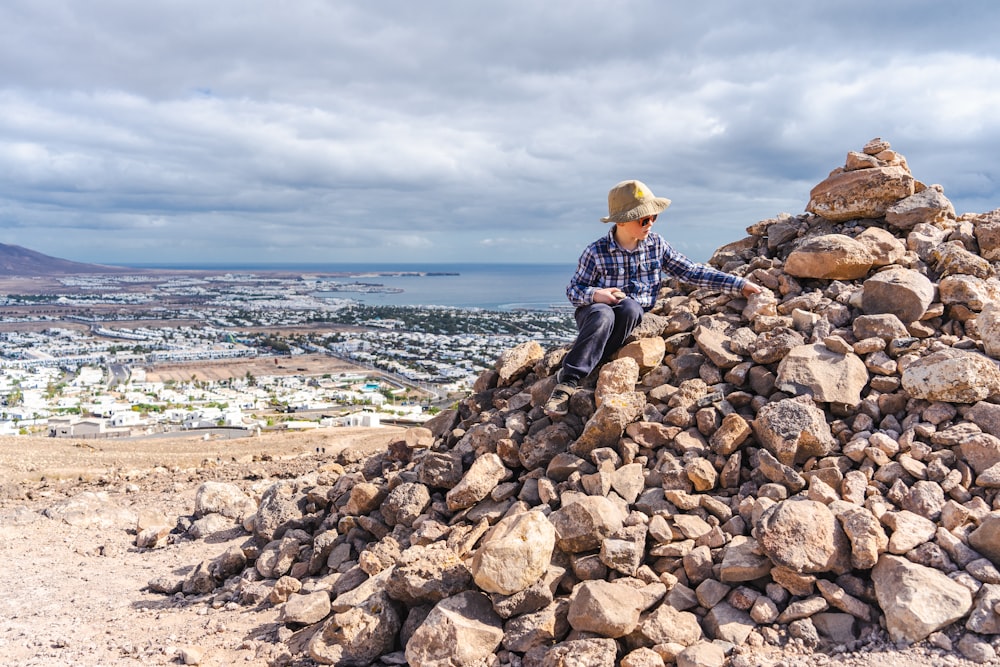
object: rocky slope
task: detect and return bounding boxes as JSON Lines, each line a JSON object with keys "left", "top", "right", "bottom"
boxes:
{"left": 154, "top": 138, "right": 1000, "bottom": 666}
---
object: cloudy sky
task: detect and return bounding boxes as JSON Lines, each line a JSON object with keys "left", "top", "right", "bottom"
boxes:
{"left": 2, "top": 1, "right": 1000, "bottom": 267}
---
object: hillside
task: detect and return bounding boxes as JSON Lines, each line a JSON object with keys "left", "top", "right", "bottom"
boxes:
{"left": 0, "top": 242, "right": 126, "bottom": 276}
{"left": 7, "top": 137, "right": 1000, "bottom": 667}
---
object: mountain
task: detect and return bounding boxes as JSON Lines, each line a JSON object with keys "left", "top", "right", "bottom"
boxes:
{"left": 0, "top": 243, "right": 126, "bottom": 276}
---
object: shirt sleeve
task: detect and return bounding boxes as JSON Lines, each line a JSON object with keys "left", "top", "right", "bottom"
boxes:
{"left": 660, "top": 242, "right": 748, "bottom": 294}
{"left": 566, "top": 244, "right": 602, "bottom": 307}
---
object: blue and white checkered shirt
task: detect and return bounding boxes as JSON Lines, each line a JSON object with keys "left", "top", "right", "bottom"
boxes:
{"left": 566, "top": 229, "right": 748, "bottom": 309}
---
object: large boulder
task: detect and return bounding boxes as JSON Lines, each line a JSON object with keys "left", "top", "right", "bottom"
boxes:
{"left": 806, "top": 165, "right": 915, "bottom": 222}
{"left": 885, "top": 185, "right": 955, "bottom": 229}
{"left": 775, "top": 343, "right": 869, "bottom": 406}
{"left": 470, "top": 511, "right": 556, "bottom": 595}
{"left": 756, "top": 499, "right": 852, "bottom": 575}
{"left": 404, "top": 592, "right": 504, "bottom": 667}
{"left": 783, "top": 234, "right": 874, "bottom": 280}
{"left": 752, "top": 397, "right": 837, "bottom": 465}
{"left": 872, "top": 555, "right": 973, "bottom": 645}
{"left": 901, "top": 348, "right": 1000, "bottom": 403}
{"left": 861, "top": 268, "right": 935, "bottom": 323}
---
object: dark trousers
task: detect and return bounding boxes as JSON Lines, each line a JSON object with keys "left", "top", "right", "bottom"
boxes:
{"left": 559, "top": 299, "right": 644, "bottom": 385}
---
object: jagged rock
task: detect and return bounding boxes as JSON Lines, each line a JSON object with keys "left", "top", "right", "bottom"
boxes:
{"left": 783, "top": 234, "right": 874, "bottom": 280}
{"left": 757, "top": 498, "right": 852, "bottom": 575}
{"left": 540, "top": 638, "right": 618, "bottom": 667}
{"left": 703, "top": 601, "right": 755, "bottom": 644}
{"left": 677, "top": 641, "right": 726, "bottom": 667}
{"left": 974, "top": 208, "right": 1000, "bottom": 260}
{"left": 933, "top": 241, "right": 993, "bottom": 280}
{"left": 977, "top": 301, "right": 1000, "bottom": 359}
{"left": 280, "top": 591, "right": 331, "bottom": 626}
{"left": 385, "top": 543, "right": 472, "bottom": 606}
{"left": 883, "top": 510, "right": 936, "bottom": 554}
{"left": 901, "top": 348, "right": 1000, "bottom": 403}
{"left": 416, "top": 451, "right": 464, "bottom": 488}
{"left": 861, "top": 268, "right": 935, "bottom": 323}
{"left": 966, "top": 583, "right": 1000, "bottom": 634}
{"left": 567, "top": 579, "right": 645, "bottom": 638}
{"left": 404, "top": 592, "right": 503, "bottom": 667}
{"left": 254, "top": 482, "right": 306, "bottom": 542}
{"left": 548, "top": 495, "right": 624, "bottom": 553}
{"left": 709, "top": 413, "right": 752, "bottom": 456}
{"left": 775, "top": 342, "right": 868, "bottom": 406}
{"left": 501, "top": 598, "right": 570, "bottom": 653}
{"left": 940, "top": 275, "right": 1000, "bottom": 312}
{"left": 571, "top": 392, "right": 646, "bottom": 457}
{"left": 471, "top": 510, "right": 555, "bottom": 595}
{"left": 495, "top": 340, "right": 544, "bottom": 386}
{"left": 614, "top": 337, "right": 666, "bottom": 375}
{"left": 852, "top": 313, "right": 909, "bottom": 340}
{"left": 752, "top": 397, "right": 837, "bottom": 466}
{"left": 188, "top": 512, "right": 235, "bottom": 540}
{"left": 193, "top": 481, "right": 256, "bottom": 521}
{"left": 751, "top": 327, "right": 805, "bottom": 365}
{"left": 885, "top": 185, "right": 955, "bottom": 229}
{"left": 343, "top": 481, "right": 385, "bottom": 516}
{"left": 806, "top": 165, "right": 915, "bottom": 222}
{"left": 596, "top": 357, "right": 641, "bottom": 407}
{"left": 626, "top": 602, "right": 704, "bottom": 648}
{"left": 446, "top": 453, "right": 508, "bottom": 511}
{"left": 969, "top": 514, "right": 1000, "bottom": 566}
{"left": 872, "top": 554, "right": 973, "bottom": 644}
{"left": 382, "top": 482, "right": 431, "bottom": 527}
{"left": 836, "top": 505, "right": 888, "bottom": 570}
{"left": 308, "top": 593, "right": 401, "bottom": 665}
{"left": 856, "top": 226, "right": 906, "bottom": 266}
{"left": 693, "top": 322, "right": 743, "bottom": 369}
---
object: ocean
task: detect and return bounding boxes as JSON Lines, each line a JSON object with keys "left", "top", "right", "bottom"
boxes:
{"left": 130, "top": 262, "right": 577, "bottom": 311}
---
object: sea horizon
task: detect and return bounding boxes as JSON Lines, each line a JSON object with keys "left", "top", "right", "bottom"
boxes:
{"left": 124, "top": 261, "right": 578, "bottom": 311}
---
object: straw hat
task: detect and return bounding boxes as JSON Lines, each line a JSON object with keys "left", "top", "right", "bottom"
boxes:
{"left": 600, "top": 180, "right": 672, "bottom": 223}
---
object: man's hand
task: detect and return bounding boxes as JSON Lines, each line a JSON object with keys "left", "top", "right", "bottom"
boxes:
{"left": 741, "top": 282, "right": 762, "bottom": 298}
{"left": 593, "top": 288, "right": 627, "bottom": 304}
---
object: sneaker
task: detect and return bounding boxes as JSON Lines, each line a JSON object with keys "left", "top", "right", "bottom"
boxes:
{"left": 544, "top": 383, "right": 577, "bottom": 417}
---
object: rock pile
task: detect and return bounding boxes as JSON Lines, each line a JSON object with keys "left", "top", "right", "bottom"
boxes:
{"left": 154, "top": 138, "right": 1000, "bottom": 666}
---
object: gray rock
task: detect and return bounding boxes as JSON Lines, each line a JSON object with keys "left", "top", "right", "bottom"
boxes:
{"left": 309, "top": 589, "right": 400, "bottom": 665}
{"left": 861, "top": 267, "right": 935, "bottom": 323}
{"left": 404, "top": 592, "right": 504, "bottom": 667}
{"left": 540, "top": 638, "right": 618, "bottom": 667}
{"left": 872, "top": 554, "right": 973, "bottom": 644}
{"left": 548, "top": 495, "right": 624, "bottom": 553}
{"left": 752, "top": 397, "right": 837, "bottom": 466}
{"left": 382, "top": 482, "right": 431, "bottom": 527}
{"left": 567, "top": 579, "right": 645, "bottom": 638}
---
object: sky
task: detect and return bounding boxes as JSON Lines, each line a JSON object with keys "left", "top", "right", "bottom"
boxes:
{"left": 2, "top": 1, "right": 1000, "bottom": 267}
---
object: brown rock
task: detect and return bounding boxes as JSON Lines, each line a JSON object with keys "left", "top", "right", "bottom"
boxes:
{"left": 806, "top": 165, "right": 915, "bottom": 222}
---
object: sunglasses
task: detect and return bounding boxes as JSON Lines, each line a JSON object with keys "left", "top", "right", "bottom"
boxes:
{"left": 638, "top": 215, "right": 657, "bottom": 227}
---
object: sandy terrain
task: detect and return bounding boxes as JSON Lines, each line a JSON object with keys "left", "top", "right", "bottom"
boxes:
{"left": 0, "top": 428, "right": 403, "bottom": 667}
{"left": 0, "top": 429, "right": 992, "bottom": 667}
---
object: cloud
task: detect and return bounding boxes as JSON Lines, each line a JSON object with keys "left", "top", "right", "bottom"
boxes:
{"left": 1, "top": 1, "right": 999, "bottom": 265}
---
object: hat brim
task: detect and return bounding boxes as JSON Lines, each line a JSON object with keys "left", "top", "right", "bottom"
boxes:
{"left": 600, "top": 197, "right": 671, "bottom": 223}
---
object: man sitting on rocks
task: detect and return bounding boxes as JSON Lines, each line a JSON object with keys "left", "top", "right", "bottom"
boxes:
{"left": 545, "top": 179, "right": 761, "bottom": 417}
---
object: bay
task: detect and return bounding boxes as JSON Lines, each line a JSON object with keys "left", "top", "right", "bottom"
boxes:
{"left": 129, "top": 262, "right": 577, "bottom": 311}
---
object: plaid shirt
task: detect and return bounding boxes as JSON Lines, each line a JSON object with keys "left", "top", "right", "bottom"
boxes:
{"left": 566, "top": 229, "right": 748, "bottom": 309}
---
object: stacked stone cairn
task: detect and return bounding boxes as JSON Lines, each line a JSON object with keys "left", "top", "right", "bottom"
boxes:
{"left": 155, "top": 138, "right": 1000, "bottom": 666}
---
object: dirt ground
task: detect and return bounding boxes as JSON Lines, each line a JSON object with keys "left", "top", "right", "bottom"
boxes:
{"left": 139, "top": 353, "right": 363, "bottom": 384}
{"left": 0, "top": 430, "right": 993, "bottom": 667}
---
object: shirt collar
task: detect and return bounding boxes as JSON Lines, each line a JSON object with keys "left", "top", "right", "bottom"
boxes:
{"left": 607, "top": 228, "right": 654, "bottom": 253}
